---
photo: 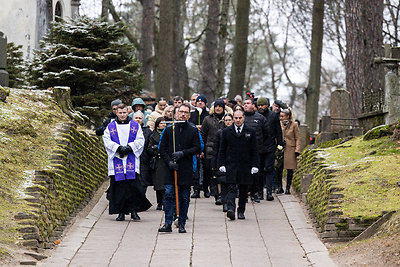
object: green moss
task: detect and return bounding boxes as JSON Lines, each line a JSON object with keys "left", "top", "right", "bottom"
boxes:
{"left": 363, "top": 125, "right": 393, "bottom": 141}
{"left": 317, "top": 138, "right": 344, "bottom": 149}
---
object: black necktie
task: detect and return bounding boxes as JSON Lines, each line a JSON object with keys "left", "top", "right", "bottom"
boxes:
{"left": 237, "top": 127, "right": 241, "bottom": 135}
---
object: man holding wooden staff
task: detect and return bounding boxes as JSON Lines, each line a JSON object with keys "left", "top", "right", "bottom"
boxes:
{"left": 158, "top": 103, "right": 201, "bottom": 233}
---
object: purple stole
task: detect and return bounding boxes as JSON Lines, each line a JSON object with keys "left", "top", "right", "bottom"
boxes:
{"left": 108, "top": 120, "right": 138, "bottom": 181}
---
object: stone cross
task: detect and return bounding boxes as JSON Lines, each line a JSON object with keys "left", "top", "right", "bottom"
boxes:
{"left": 0, "top": 31, "right": 9, "bottom": 87}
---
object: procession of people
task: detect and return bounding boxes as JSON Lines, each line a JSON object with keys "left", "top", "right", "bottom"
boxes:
{"left": 97, "top": 93, "right": 301, "bottom": 232}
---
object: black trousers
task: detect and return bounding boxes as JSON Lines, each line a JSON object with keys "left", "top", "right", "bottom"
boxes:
{"left": 203, "top": 158, "right": 212, "bottom": 193}
{"left": 264, "top": 152, "right": 276, "bottom": 194}
{"left": 225, "top": 183, "right": 248, "bottom": 214}
{"left": 250, "top": 154, "right": 265, "bottom": 196}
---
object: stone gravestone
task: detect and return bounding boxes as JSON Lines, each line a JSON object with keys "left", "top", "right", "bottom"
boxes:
{"left": 383, "top": 63, "right": 400, "bottom": 125}
{"left": 0, "top": 31, "right": 9, "bottom": 87}
{"left": 298, "top": 125, "right": 310, "bottom": 152}
{"left": 331, "top": 89, "right": 351, "bottom": 132}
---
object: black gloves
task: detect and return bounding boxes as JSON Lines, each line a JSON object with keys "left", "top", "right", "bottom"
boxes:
{"left": 168, "top": 161, "right": 179, "bottom": 170}
{"left": 171, "top": 151, "right": 184, "bottom": 161}
{"left": 295, "top": 152, "right": 300, "bottom": 158}
{"left": 116, "top": 145, "right": 133, "bottom": 157}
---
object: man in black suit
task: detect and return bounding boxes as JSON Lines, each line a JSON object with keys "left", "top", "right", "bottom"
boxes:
{"left": 218, "top": 110, "right": 259, "bottom": 220}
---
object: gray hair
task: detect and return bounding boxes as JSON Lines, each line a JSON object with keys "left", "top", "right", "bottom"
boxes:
{"left": 134, "top": 110, "right": 144, "bottom": 118}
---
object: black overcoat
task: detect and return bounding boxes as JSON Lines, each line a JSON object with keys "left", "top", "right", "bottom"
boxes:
{"left": 147, "top": 130, "right": 168, "bottom": 191}
{"left": 218, "top": 124, "right": 259, "bottom": 185}
{"left": 159, "top": 122, "right": 202, "bottom": 186}
{"left": 139, "top": 125, "right": 153, "bottom": 186}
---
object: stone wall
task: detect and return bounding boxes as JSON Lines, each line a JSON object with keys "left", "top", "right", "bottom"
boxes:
{"left": 293, "top": 146, "right": 379, "bottom": 242}
{"left": 14, "top": 122, "right": 107, "bottom": 250}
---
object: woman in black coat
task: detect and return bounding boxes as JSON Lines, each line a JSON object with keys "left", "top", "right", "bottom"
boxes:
{"left": 147, "top": 117, "right": 168, "bottom": 210}
{"left": 212, "top": 113, "right": 234, "bottom": 211}
{"left": 132, "top": 111, "right": 153, "bottom": 192}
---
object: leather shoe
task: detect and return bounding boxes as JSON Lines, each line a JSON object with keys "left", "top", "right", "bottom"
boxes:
{"left": 116, "top": 213, "right": 125, "bottom": 221}
{"left": 156, "top": 203, "right": 163, "bottom": 210}
{"left": 223, "top": 204, "right": 228, "bottom": 212}
{"left": 204, "top": 191, "right": 211, "bottom": 198}
{"left": 237, "top": 212, "right": 245, "bottom": 220}
{"left": 215, "top": 196, "right": 223, "bottom": 205}
{"left": 251, "top": 195, "right": 260, "bottom": 203}
{"left": 285, "top": 188, "right": 291, "bottom": 195}
{"left": 158, "top": 224, "right": 172, "bottom": 232}
{"left": 227, "top": 210, "right": 235, "bottom": 220}
{"left": 178, "top": 224, "right": 186, "bottom": 233}
{"left": 266, "top": 193, "right": 274, "bottom": 201}
{"left": 191, "top": 190, "right": 200, "bottom": 198}
{"left": 277, "top": 187, "right": 284, "bottom": 194}
{"left": 131, "top": 211, "right": 141, "bottom": 221}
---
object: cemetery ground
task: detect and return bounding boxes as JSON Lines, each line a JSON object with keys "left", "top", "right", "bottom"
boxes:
{"left": 0, "top": 88, "right": 399, "bottom": 266}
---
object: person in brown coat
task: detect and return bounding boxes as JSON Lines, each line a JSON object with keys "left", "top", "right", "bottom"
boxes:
{"left": 279, "top": 108, "right": 301, "bottom": 194}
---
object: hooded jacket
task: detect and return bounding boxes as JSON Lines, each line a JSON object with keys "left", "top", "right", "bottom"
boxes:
{"left": 128, "top": 98, "right": 151, "bottom": 125}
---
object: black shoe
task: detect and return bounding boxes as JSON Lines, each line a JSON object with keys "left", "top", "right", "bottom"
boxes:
{"left": 156, "top": 203, "right": 163, "bottom": 210}
{"left": 237, "top": 212, "right": 245, "bottom": 220}
{"left": 251, "top": 195, "right": 260, "bottom": 203}
{"left": 277, "top": 187, "right": 284, "bottom": 194}
{"left": 266, "top": 193, "right": 274, "bottom": 201}
{"left": 227, "top": 210, "right": 235, "bottom": 220}
{"left": 131, "top": 211, "right": 141, "bottom": 221}
{"left": 178, "top": 224, "right": 186, "bottom": 233}
{"left": 215, "top": 196, "right": 223, "bottom": 205}
{"left": 285, "top": 188, "right": 291, "bottom": 195}
{"left": 116, "top": 213, "right": 125, "bottom": 221}
{"left": 191, "top": 190, "right": 200, "bottom": 198}
{"left": 204, "top": 191, "right": 211, "bottom": 198}
{"left": 258, "top": 193, "right": 264, "bottom": 200}
{"left": 158, "top": 224, "right": 172, "bottom": 232}
{"left": 223, "top": 204, "right": 228, "bottom": 212}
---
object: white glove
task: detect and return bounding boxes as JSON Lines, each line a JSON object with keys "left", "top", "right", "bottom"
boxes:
{"left": 251, "top": 167, "right": 259, "bottom": 174}
{"left": 219, "top": 166, "right": 226, "bottom": 173}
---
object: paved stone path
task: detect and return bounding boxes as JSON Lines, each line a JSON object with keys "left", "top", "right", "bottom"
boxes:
{"left": 40, "top": 189, "right": 336, "bottom": 267}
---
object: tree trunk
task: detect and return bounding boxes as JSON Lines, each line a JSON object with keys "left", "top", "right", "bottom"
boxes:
{"left": 345, "top": 0, "right": 384, "bottom": 118}
{"left": 155, "top": 0, "right": 173, "bottom": 100}
{"left": 101, "top": 0, "right": 109, "bottom": 21}
{"left": 171, "top": 0, "right": 189, "bottom": 99}
{"left": 140, "top": 0, "right": 155, "bottom": 92}
{"left": 199, "top": 0, "right": 220, "bottom": 103}
{"left": 305, "top": 0, "right": 324, "bottom": 132}
{"left": 228, "top": 0, "right": 250, "bottom": 99}
{"left": 216, "top": 0, "right": 230, "bottom": 99}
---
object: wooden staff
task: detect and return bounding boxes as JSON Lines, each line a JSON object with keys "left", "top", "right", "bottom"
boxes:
{"left": 172, "top": 112, "right": 179, "bottom": 217}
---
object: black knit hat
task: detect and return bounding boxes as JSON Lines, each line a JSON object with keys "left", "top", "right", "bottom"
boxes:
{"left": 196, "top": 94, "right": 207, "bottom": 103}
{"left": 214, "top": 99, "right": 225, "bottom": 109}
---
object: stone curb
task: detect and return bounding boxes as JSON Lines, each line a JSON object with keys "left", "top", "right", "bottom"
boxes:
{"left": 277, "top": 194, "right": 337, "bottom": 267}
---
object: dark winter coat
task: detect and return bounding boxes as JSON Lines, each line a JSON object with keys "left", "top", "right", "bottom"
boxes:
{"left": 159, "top": 122, "right": 202, "bottom": 186}
{"left": 212, "top": 128, "right": 226, "bottom": 183}
{"left": 95, "top": 112, "right": 116, "bottom": 136}
{"left": 218, "top": 124, "right": 259, "bottom": 185}
{"left": 189, "top": 107, "right": 209, "bottom": 126}
{"left": 139, "top": 125, "right": 153, "bottom": 186}
{"left": 258, "top": 109, "right": 284, "bottom": 153}
{"left": 244, "top": 111, "right": 267, "bottom": 155}
{"left": 200, "top": 112, "right": 225, "bottom": 160}
{"left": 147, "top": 129, "right": 168, "bottom": 191}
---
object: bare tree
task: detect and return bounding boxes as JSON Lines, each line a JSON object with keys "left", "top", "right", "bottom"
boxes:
{"left": 216, "top": 0, "right": 230, "bottom": 98}
{"left": 345, "top": 0, "right": 384, "bottom": 117}
{"left": 305, "top": 0, "right": 324, "bottom": 132}
{"left": 199, "top": 0, "right": 220, "bottom": 103}
{"left": 101, "top": 0, "right": 109, "bottom": 21}
{"left": 228, "top": 0, "right": 250, "bottom": 99}
{"left": 171, "top": 0, "right": 189, "bottom": 99}
{"left": 155, "top": 0, "right": 173, "bottom": 100}
{"left": 139, "top": 0, "right": 154, "bottom": 92}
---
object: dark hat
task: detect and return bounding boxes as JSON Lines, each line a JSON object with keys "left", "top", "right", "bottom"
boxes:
{"left": 110, "top": 99, "right": 122, "bottom": 108}
{"left": 214, "top": 99, "right": 225, "bottom": 109}
{"left": 257, "top": 97, "right": 269, "bottom": 106}
{"left": 274, "top": 100, "right": 288, "bottom": 109}
{"left": 196, "top": 94, "right": 207, "bottom": 103}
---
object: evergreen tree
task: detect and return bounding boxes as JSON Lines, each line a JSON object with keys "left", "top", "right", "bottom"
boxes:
{"left": 29, "top": 16, "right": 144, "bottom": 97}
{"left": 6, "top": 42, "right": 26, "bottom": 88}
